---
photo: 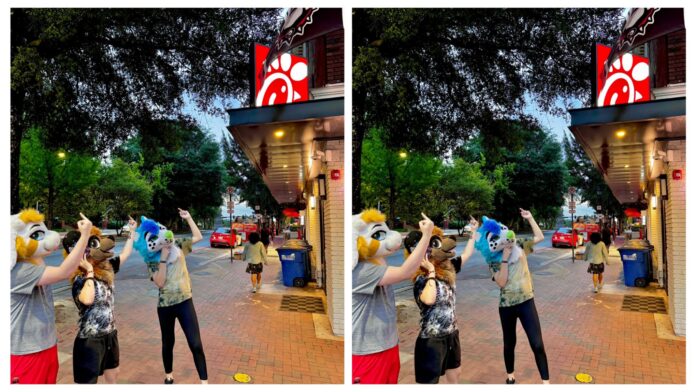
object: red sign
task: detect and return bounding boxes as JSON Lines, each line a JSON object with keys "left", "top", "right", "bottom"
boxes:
{"left": 672, "top": 169, "right": 683, "bottom": 180}
{"left": 595, "top": 44, "right": 650, "bottom": 107}
{"left": 254, "top": 43, "right": 308, "bottom": 107}
{"left": 330, "top": 169, "right": 341, "bottom": 180}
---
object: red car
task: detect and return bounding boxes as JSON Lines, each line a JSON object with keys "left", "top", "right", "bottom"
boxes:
{"left": 210, "top": 227, "right": 233, "bottom": 248}
{"left": 551, "top": 227, "right": 583, "bottom": 248}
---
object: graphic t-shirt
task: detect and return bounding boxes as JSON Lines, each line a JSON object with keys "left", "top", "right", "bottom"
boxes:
{"left": 413, "top": 275, "right": 457, "bottom": 338}
{"left": 11, "top": 262, "right": 57, "bottom": 355}
{"left": 490, "top": 239, "right": 535, "bottom": 307}
{"left": 148, "top": 238, "right": 193, "bottom": 308}
{"left": 72, "top": 256, "right": 121, "bottom": 338}
{"left": 352, "top": 261, "right": 397, "bottom": 355}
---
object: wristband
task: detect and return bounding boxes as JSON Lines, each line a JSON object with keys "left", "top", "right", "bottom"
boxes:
{"left": 159, "top": 260, "right": 168, "bottom": 264}
{"left": 426, "top": 277, "right": 437, "bottom": 283}
{"left": 501, "top": 260, "right": 509, "bottom": 264}
{"left": 84, "top": 277, "right": 95, "bottom": 282}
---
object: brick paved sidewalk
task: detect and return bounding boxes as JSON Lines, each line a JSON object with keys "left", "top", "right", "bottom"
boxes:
{"left": 53, "top": 247, "right": 343, "bottom": 384}
{"left": 394, "top": 239, "right": 685, "bottom": 384}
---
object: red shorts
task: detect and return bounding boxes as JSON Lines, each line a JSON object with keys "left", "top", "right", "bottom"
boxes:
{"left": 11, "top": 345, "right": 59, "bottom": 384}
{"left": 352, "top": 344, "right": 400, "bottom": 384}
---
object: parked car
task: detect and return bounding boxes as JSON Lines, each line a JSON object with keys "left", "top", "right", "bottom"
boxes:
{"left": 552, "top": 227, "right": 582, "bottom": 248}
{"left": 210, "top": 227, "right": 233, "bottom": 248}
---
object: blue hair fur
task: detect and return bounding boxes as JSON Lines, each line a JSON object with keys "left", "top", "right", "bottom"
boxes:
{"left": 474, "top": 216, "right": 503, "bottom": 264}
{"left": 134, "top": 216, "right": 162, "bottom": 263}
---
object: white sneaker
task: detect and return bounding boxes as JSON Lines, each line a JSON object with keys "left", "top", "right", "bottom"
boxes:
{"left": 252, "top": 287, "right": 257, "bottom": 293}
{"left": 593, "top": 287, "right": 598, "bottom": 293}
{"left": 256, "top": 283, "right": 262, "bottom": 290}
{"left": 599, "top": 283, "right": 604, "bottom": 290}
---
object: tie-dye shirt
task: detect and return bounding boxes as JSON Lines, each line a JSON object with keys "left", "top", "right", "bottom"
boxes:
{"left": 72, "top": 257, "right": 121, "bottom": 338}
{"left": 148, "top": 238, "right": 193, "bottom": 308}
{"left": 490, "top": 239, "right": 535, "bottom": 307}
{"left": 413, "top": 276, "right": 457, "bottom": 338}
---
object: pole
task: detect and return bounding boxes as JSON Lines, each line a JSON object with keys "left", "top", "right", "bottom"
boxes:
{"left": 571, "top": 193, "right": 575, "bottom": 263}
{"left": 229, "top": 192, "right": 233, "bottom": 263}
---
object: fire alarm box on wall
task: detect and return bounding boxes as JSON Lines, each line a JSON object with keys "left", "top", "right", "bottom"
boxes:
{"left": 672, "top": 170, "right": 683, "bottom": 180}
{"left": 330, "top": 170, "right": 341, "bottom": 180}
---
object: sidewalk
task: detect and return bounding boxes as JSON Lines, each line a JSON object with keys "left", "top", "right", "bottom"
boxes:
{"left": 394, "top": 238, "right": 685, "bottom": 384}
{"left": 53, "top": 246, "right": 343, "bottom": 384}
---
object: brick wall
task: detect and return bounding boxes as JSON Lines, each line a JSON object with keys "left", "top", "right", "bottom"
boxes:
{"left": 664, "top": 140, "right": 685, "bottom": 336}
{"left": 324, "top": 139, "right": 344, "bottom": 336}
{"left": 325, "top": 29, "right": 344, "bottom": 85}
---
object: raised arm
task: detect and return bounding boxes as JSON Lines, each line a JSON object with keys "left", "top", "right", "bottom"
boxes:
{"left": 38, "top": 213, "right": 92, "bottom": 286}
{"left": 118, "top": 215, "right": 138, "bottom": 264}
{"left": 492, "top": 246, "right": 512, "bottom": 288}
{"left": 418, "top": 256, "right": 437, "bottom": 305}
{"left": 151, "top": 245, "right": 169, "bottom": 288}
{"left": 520, "top": 208, "right": 544, "bottom": 244}
{"left": 77, "top": 254, "right": 96, "bottom": 306}
{"left": 458, "top": 216, "right": 480, "bottom": 265}
{"left": 179, "top": 208, "right": 202, "bottom": 244}
{"left": 379, "top": 213, "right": 434, "bottom": 286}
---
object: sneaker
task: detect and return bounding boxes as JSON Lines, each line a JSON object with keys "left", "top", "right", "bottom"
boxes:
{"left": 252, "top": 287, "right": 257, "bottom": 293}
{"left": 599, "top": 283, "right": 604, "bottom": 290}
{"left": 164, "top": 377, "right": 174, "bottom": 384}
{"left": 593, "top": 287, "right": 598, "bottom": 293}
{"left": 506, "top": 378, "right": 515, "bottom": 384}
{"left": 256, "top": 283, "right": 262, "bottom": 290}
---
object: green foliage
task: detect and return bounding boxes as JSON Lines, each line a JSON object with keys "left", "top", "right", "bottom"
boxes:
{"left": 19, "top": 127, "right": 100, "bottom": 226}
{"left": 11, "top": 8, "right": 282, "bottom": 212}
{"left": 563, "top": 134, "right": 624, "bottom": 219}
{"left": 352, "top": 8, "right": 623, "bottom": 211}
{"left": 220, "top": 134, "right": 282, "bottom": 219}
{"left": 90, "top": 158, "right": 154, "bottom": 234}
{"left": 437, "top": 158, "right": 495, "bottom": 223}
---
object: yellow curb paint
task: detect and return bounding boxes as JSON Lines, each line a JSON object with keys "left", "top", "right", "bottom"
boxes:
{"left": 233, "top": 373, "right": 251, "bottom": 383}
{"left": 575, "top": 373, "right": 593, "bottom": 383}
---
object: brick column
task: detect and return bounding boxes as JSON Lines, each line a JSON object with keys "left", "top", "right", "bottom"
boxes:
{"left": 664, "top": 140, "right": 685, "bottom": 336}
{"left": 324, "top": 140, "right": 344, "bottom": 336}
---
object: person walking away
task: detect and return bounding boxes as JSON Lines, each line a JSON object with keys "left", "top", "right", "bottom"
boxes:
{"left": 243, "top": 232, "right": 267, "bottom": 292}
{"left": 585, "top": 232, "right": 610, "bottom": 293}
{"left": 601, "top": 224, "right": 612, "bottom": 250}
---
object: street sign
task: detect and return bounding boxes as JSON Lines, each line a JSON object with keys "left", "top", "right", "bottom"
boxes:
{"left": 227, "top": 208, "right": 234, "bottom": 214}
{"left": 569, "top": 201, "right": 576, "bottom": 209}
{"left": 568, "top": 186, "right": 576, "bottom": 195}
{"left": 227, "top": 201, "right": 234, "bottom": 208}
{"left": 596, "top": 205, "right": 602, "bottom": 211}
{"left": 226, "top": 186, "right": 235, "bottom": 194}
{"left": 255, "top": 205, "right": 261, "bottom": 211}
{"left": 569, "top": 209, "right": 576, "bottom": 215}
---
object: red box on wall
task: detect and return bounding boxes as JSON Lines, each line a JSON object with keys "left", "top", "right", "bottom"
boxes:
{"left": 330, "top": 169, "right": 341, "bottom": 180}
{"left": 672, "top": 169, "right": 683, "bottom": 180}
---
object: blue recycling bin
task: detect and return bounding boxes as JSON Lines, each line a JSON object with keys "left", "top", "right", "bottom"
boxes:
{"left": 277, "top": 240, "right": 312, "bottom": 287}
{"left": 618, "top": 246, "right": 651, "bottom": 287}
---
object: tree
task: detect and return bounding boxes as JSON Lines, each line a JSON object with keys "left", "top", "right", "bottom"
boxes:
{"left": 19, "top": 127, "right": 99, "bottom": 227}
{"left": 437, "top": 158, "right": 495, "bottom": 231}
{"left": 91, "top": 158, "right": 154, "bottom": 235}
{"left": 11, "top": 8, "right": 282, "bottom": 212}
{"left": 563, "top": 133, "right": 624, "bottom": 220}
{"left": 220, "top": 134, "right": 283, "bottom": 221}
{"left": 352, "top": 8, "right": 623, "bottom": 212}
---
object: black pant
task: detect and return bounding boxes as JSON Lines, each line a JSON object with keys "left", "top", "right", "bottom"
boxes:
{"left": 498, "top": 298, "right": 549, "bottom": 381}
{"left": 157, "top": 298, "right": 208, "bottom": 380}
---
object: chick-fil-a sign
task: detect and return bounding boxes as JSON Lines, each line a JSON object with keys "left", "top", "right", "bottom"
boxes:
{"left": 595, "top": 43, "right": 651, "bottom": 107}
{"left": 254, "top": 43, "right": 308, "bottom": 107}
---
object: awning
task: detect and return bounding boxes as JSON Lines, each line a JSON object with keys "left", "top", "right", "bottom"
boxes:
{"left": 569, "top": 97, "right": 685, "bottom": 205}
{"left": 227, "top": 97, "right": 344, "bottom": 205}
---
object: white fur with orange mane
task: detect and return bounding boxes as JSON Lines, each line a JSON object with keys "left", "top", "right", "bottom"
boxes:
{"left": 11, "top": 209, "right": 61, "bottom": 270}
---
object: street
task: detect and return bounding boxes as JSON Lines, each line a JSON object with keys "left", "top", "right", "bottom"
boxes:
{"left": 45, "top": 231, "right": 220, "bottom": 292}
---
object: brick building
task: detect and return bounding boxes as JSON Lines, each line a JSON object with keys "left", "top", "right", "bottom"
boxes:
{"left": 226, "top": 16, "right": 345, "bottom": 336}
{"left": 569, "top": 19, "right": 685, "bottom": 335}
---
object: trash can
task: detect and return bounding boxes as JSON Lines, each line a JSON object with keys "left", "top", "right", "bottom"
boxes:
{"left": 276, "top": 240, "right": 312, "bottom": 287}
{"left": 618, "top": 243, "right": 651, "bottom": 288}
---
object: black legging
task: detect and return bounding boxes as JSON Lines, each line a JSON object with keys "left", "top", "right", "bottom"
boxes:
{"left": 157, "top": 298, "right": 208, "bottom": 380}
{"left": 498, "top": 298, "right": 549, "bottom": 381}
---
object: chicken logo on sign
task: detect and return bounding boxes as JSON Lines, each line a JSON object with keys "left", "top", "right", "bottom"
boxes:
{"left": 254, "top": 43, "right": 308, "bottom": 107}
{"left": 595, "top": 43, "right": 650, "bottom": 107}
